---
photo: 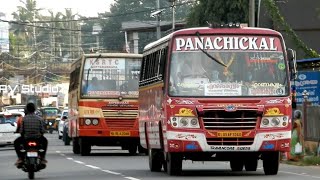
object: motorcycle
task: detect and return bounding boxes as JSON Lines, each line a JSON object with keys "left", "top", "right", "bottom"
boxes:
{"left": 17, "top": 139, "right": 46, "bottom": 179}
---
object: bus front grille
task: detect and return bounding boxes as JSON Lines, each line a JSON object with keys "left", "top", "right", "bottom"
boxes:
{"left": 103, "top": 109, "right": 138, "bottom": 128}
{"left": 206, "top": 138, "right": 254, "bottom": 146}
{"left": 202, "top": 110, "right": 258, "bottom": 130}
{"left": 105, "top": 120, "right": 135, "bottom": 128}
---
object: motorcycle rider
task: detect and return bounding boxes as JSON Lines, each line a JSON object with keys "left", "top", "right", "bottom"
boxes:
{"left": 14, "top": 103, "right": 48, "bottom": 166}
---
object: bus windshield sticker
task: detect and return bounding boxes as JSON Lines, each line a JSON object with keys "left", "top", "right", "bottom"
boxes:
{"left": 204, "top": 82, "right": 242, "bottom": 96}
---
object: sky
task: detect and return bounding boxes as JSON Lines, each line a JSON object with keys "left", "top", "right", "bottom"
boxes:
{"left": 0, "top": 0, "right": 115, "bottom": 19}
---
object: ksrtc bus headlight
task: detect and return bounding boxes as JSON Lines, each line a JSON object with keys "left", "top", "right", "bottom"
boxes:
{"left": 92, "top": 119, "right": 99, "bottom": 125}
{"left": 85, "top": 119, "right": 91, "bottom": 125}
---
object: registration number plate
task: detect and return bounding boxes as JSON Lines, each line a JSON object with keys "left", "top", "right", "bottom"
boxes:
{"left": 110, "top": 131, "right": 130, "bottom": 136}
{"left": 217, "top": 131, "right": 242, "bottom": 137}
{"left": 27, "top": 152, "right": 38, "bottom": 157}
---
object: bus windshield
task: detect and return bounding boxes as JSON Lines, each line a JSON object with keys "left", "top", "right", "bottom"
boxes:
{"left": 169, "top": 37, "right": 288, "bottom": 97}
{"left": 82, "top": 57, "right": 141, "bottom": 98}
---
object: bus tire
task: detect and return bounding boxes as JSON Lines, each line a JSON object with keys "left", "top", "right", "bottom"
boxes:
{"left": 72, "top": 138, "right": 80, "bottom": 154}
{"left": 138, "top": 144, "right": 147, "bottom": 155}
{"left": 128, "top": 145, "right": 137, "bottom": 155}
{"left": 166, "top": 152, "right": 182, "bottom": 176}
{"left": 244, "top": 159, "right": 258, "bottom": 171}
{"left": 79, "top": 138, "right": 91, "bottom": 156}
{"left": 230, "top": 160, "right": 244, "bottom": 171}
{"left": 263, "top": 152, "right": 279, "bottom": 175}
{"left": 149, "top": 148, "right": 163, "bottom": 172}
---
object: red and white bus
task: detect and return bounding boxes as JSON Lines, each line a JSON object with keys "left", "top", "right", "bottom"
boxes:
{"left": 138, "top": 24, "right": 296, "bottom": 175}
{"left": 68, "top": 53, "right": 142, "bottom": 156}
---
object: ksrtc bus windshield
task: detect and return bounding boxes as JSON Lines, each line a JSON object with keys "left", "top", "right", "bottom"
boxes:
{"left": 82, "top": 57, "right": 141, "bottom": 98}
{"left": 169, "top": 51, "right": 288, "bottom": 97}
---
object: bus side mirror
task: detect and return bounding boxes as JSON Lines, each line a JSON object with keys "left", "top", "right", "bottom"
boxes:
{"left": 287, "top": 48, "right": 297, "bottom": 80}
{"left": 287, "top": 48, "right": 295, "bottom": 61}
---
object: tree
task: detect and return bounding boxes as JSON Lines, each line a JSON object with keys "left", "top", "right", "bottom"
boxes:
{"left": 99, "top": 0, "right": 191, "bottom": 53}
{"left": 187, "top": 0, "right": 249, "bottom": 27}
{"left": 11, "top": 0, "right": 42, "bottom": 48}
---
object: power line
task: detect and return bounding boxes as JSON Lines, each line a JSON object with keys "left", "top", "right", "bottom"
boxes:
{"left": 0, "top": 0, "right": 194, "bottom": 33}
{"left": 7, "top": 1, "right": 194, "bottom": 24}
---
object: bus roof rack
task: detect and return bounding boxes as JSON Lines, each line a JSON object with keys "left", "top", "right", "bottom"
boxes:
{"left": 208, "top": 22, "right": 242, "bottom": 28}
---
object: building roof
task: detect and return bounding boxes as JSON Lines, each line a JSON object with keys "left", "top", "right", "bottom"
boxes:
{"left": 297, "top": 58, "right": 320, "bottom": 63}
{"left": 121, "top": 20, "right": 186, "bottom": 32}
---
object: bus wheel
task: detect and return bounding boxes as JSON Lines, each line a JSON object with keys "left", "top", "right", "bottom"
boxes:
{"left": 138, "top": 144, "right": 148, "bottom": 155}
{"left": 72, "top": 138, "right": 80, "bottom": 154}
{"left": 166, "top": 152, "right": 182, "bottom": 175}
{"left": 128, "top": 145, "right": 137, "bottom": 155}
{"left": 230, "top": 160, "right": 244, "bottom": 171}
{"left": 79, "top": 138, "right": 91, "bottom": 156}
{"left": 263, "top": 152, "right": 279, "bottom": 175}
{"left": 244, "top": 158, "right": 258, "bottom": 171}
{"left": 149, "top": 148, "right": 163, "bottom": 172}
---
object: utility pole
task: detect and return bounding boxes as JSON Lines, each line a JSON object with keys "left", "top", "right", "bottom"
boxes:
{"left": 249, "top": 0, "right": 255, "bottom": 27}
{"left": 168, "top": 0, "right": 176, "bottom": 32}
{"left": 156, "top": 0, "right": 161, "bottom": 39}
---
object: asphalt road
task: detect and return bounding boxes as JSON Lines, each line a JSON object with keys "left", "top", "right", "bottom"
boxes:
{"left": 1, "top": 133, "right": 320, "bottom": 180}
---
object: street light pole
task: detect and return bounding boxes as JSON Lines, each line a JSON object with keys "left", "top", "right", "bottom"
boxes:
{"left": 169, "top": 0, "right": 176, "bottom": 31}
{"left": 156, "top": 0, "right": 161, "bottom": 39}
{"left": 249, "top": 0, "right": 255, "bottom": 27}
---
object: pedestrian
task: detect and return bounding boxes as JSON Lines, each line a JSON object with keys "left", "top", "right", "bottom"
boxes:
{"left": 290, "top": 110, "right": 304, "bottom": 161}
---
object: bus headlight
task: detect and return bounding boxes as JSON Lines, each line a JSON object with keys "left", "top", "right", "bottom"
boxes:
{"left": 260, "top": 116, "right": 289, "bottom": 128}
{"left": 85, "top": 119, "right": 91, "bottom": 125}
{"left": 170, "top": 117, "right": 200, "bottom": 128}
{"left": 262, "top": 118, "right": 269, "bottom": 126}
{"left": 271, "top": 117, "right": 280, "bottom": 127}
{"left": 180, "top": 118, "right": 189, "bottom": 127}
{"left": 92, "top": 119, "right": 99, "bottom": 126}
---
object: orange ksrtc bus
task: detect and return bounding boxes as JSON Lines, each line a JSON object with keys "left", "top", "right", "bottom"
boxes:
{"left": 68, "top": 53, "right": 142, "bottom": 156}
{"left": 138, "top": 24, "right": 297, "bottom": 175}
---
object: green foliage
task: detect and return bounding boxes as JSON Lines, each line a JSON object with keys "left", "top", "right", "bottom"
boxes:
{"left": 99, "top": 0, "right": 191, "bottom": 52}
{"left": 187, "top": 0, "right": 249, "bottom": 27}
{"left": 303, "top": 156, "right": 320, "bottom": 166}
{"left": 263, "top": 0, "right": 320, "bottom": 58}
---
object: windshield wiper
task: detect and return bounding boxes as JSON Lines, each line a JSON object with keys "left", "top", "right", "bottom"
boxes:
{"left": 195, "top": 31, "right": 226, "bottom": 67}
{"left": 85, "top": 54, "right": 102, "bottom": 91}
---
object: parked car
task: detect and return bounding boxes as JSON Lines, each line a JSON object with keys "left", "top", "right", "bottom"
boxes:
{"left": 62, "top": 120, "right": 71, "bottom": 145}
{"left": 58, "top": 109, "right": 68, "bottom": 139}
{"left": 0, "top": 111, "right": 24, "bottom": 147}
{"left": 2, "top": 105, "right": 25, "bottom": 113}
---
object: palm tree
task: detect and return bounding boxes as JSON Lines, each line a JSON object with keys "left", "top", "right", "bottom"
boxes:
{"left": 62, "top": 9, "right": 79, "bottom": 60}
{"left": 11, "top": 0, "right": 43, "bottom": 49}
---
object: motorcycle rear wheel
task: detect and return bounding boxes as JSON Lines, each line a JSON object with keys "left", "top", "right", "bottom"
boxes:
{"left": 28, "top": 171, "right": 35, "bottom": 179}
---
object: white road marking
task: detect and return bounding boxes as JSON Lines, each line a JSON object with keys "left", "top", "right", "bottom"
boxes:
{"left": 58, "top": 152, "right": 126, "bottom": 177}
{"left": 279, "top": 171, "right": 320, "bottom": 179}
{"left": 86, "top": 165, "right": 101, "bottom": 169}
{"left": 101, "top": 170, "right": 122, "bottom": 175}
{"left": 74, "top": 160, "right": 85, "bottom": 164}
{"left": 124, "top": 177, "right": 141, "bottom": 180}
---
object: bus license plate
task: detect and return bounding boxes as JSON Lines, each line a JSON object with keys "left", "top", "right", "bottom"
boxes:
{"left": 27, "top": 152, "right": 38, "bottom": 157}
{"left": 110, "top": 131, "right": 130, "bottom": 136}
{"left": 217, "top": 131, "right": 242, "bottom": 137}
